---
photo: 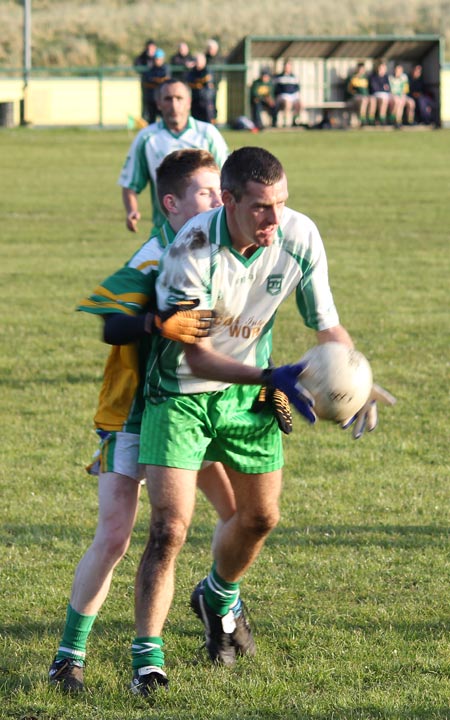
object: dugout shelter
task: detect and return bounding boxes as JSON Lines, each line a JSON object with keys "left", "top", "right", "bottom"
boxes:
{"left": 226, "top": 34, "right": 443, "bottom": 126}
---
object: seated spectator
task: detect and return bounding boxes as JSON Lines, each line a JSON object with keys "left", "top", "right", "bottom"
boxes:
{"left": 408, "top": 64, "right": 437, "bottom": 125}
{"left": 369, "top": 59, "right": 396, "bottom": 125}
{"left": 186, "top": 53, "right": 216, "bottom": 123}
{"left": 389, "top": 63, "right": 415, "bottom": 127}
{"left": 272, "top": 60, "right": 302, "bottom": 128}
{"left": 170, "top": 42, "right": 195, "bottom": 76}
{"left": 140, "top": 48, "right": 171, "bottom": 124}
{"left": 346, "top": 61, "right": 376, "bottom": 126}
{"left": 249, "top": 67, "right": 275, "bottom": 131}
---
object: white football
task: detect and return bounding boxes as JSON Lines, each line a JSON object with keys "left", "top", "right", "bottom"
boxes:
{"left": 298, "top": 342, "right": 373, "bottom": 422}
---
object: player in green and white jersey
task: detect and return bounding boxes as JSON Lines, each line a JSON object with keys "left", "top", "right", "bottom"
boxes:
{"left": 48, "top": 150, "right": 236, "bottom": 694}
{"left": 131, "top": 146, "right": 395, "bottom": 695}
{"left": 118, "top": 78, "right": 229, "bottom": 232}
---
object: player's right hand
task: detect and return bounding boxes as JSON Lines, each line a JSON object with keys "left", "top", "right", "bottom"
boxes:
{"left": 152, "top": 299, "right": 214, "bottom": 344}
{"left": 264, "top": 362, "right": 317, "bottom": 424}
{"left": 126, "top": 210, "right": 141, "bottom": 232}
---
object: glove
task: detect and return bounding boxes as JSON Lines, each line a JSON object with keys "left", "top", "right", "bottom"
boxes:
{"left": 152, "top": 299, "right": 214, "bottom": 344}
{"left": 251, "top": 384, "right": 293, "bottom": 434}
{"left": 341, "top": 383, "right": 397, "bottom": 439}
{"left": 264, "top": 362, "right": 317, "bottom": 424}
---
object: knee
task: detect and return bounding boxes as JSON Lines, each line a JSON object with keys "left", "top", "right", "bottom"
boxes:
{"left": 146, "top": 516, "right": 189, "bottom": 563}
{"left": 240, "top": 507, "right": 280, "bottom": 540}
{"left": 93, "top": 523, "right": 132, "bottom": 564}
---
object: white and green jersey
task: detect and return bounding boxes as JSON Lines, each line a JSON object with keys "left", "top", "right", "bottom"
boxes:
{"left": 118, "top": 117, "right": 229, "bottom": 227}
{"left": 78, "top": 222, "right": 176, "bottom": 432}
{"left": 145, "top": 206, "right": 340, "bottom": 397}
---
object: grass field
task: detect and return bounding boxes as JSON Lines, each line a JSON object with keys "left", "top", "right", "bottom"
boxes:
{"left": 0, "top": 126, "right": 449, "bottom": 720}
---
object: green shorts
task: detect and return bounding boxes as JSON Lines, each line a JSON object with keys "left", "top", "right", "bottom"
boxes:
{"left": 138, "top": 384, "right": 283, "bottom": 474}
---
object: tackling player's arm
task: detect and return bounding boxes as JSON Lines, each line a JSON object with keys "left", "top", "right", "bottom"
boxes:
{"left": 103, "top": 300, "right": 214, "bottom": 346}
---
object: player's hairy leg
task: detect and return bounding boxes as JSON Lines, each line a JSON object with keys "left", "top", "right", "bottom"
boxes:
{"left": 212, "top": 466, "right": 282, "bottom": 582}
{"left": 135, "top": 466, "right": 198, "bottom": 636}
{"left": 70, "top": 472, "right": 141, "bottom": 614}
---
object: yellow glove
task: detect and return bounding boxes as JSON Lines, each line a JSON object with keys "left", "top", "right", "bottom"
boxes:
{"left": 152, "top": 299, "right": 214, "bottom": 344}
{"left": 251, "top": 384, "right": 293, "bottom": 434}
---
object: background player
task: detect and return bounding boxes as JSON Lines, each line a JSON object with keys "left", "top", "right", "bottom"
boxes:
{"left": 118, "top": 78, "right": 229, "bottom": 232}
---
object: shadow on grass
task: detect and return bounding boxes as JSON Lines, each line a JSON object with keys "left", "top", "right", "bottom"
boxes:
{"left": 187, "top": 522, "right": 450, "bottom": 552}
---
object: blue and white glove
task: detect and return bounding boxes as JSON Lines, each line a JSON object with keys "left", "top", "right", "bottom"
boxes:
{"left": 341, "top": 383, "right": 396, "bottom": 439}
{"left": 263, "top": 362, "right": 317, "bottom": 424}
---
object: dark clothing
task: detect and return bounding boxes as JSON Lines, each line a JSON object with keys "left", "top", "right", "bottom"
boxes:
{"left": 369, "top": 72, "right": 390, "bottom": 94}
{"left": 186, "top": 66, "right": 216, "bottom": 123}
{"left": 140, "top": 64, "right": 171, "bottom": 123}
{"left": 250, "top": 78, "right": 275, "bottom": 130}
{"left": 409, "top": 74, "right": 437, "bottom": 124}
{"left": 134, "top": 51, "right": 154, "bottom": 70}
{"left": 273, "top": 72, "right": 300, "bottom": 98}
{"left": 170, "top": 52, "right": 194, "bottom": 79}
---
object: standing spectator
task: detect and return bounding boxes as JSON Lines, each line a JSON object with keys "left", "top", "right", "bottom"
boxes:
{"left": 408, "top": 64, "right": 437, "bottom": 125}
{"left": 134, "top": 39, "right": 157, "bottom": 122}
{"left": 138, "top": 48, "right": 171, "bottom": 124}
{"left": 389, "top": 63, "right": 415, "bottom": 127}
{"left": 186, "top": 53, "right": 216, "bottom": 124}
{"left": 250, "top": 67, "right": 275, "bottom": 131}
{"left": 118, "top": 78, "right": 229, "bottom": 230}
{"left": 272, "top": 60, "right": 302, "bottom": 127}
{"left": 369, "top": 59, "right": 396, "bottom": 125}
{"left": 170, "top": 41, "right": 195, "bottom": 77}
{"left": 205, "top": 39, "right": 224, "bottom": 122}
{"left": 346, "top": 61, "right": 376, "bottom": 126}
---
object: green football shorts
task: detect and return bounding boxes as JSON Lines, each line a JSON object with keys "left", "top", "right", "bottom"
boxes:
{"left": 138, "top": 384, "right": 283, "bottom": 473}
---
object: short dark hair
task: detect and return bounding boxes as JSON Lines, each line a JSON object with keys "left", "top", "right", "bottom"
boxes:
{"left": 157, "top": 149, "right": 219, "bottom": 212}
{"left": 156, "top": 77, "right": 192, "bottom": 101}
{"left": 221, "top": 147, "right": 284, "bottom": 201}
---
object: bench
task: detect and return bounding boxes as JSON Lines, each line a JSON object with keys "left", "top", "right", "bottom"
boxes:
{"left": 303, "top": 101, "right": 356, "bottom": 128}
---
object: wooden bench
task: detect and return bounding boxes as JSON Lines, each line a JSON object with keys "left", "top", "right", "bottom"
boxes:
{"left": 303, "top": 101, "right": 356, "bottom": 128}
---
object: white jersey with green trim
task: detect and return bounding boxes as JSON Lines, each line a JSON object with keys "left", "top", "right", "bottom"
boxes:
{"left": 146, "top": 205, "right": 340, "bottom": 397}
{"left": 118, "top": 117, "right": 229, "bottom": 227}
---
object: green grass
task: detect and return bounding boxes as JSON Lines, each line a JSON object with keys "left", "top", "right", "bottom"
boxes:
{"left": 0, "top": 127, "right": 449, "bottom": 719}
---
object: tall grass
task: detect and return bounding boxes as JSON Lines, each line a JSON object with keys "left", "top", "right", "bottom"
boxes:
{"left": 1, "top": 0, "right": 449, "bottom": 67}
{"left": 0, "top": 127, "right": 449, "bottom": 719}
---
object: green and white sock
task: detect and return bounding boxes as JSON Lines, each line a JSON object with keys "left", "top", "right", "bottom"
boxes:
{"left": 131, "top": 636, "right": 164, "bottom": 670}
{"left": 204, "top": 564, "right": 240, "bottom": 616}
{"left": 55, "top": 603, "right": 97, "bottom": 665}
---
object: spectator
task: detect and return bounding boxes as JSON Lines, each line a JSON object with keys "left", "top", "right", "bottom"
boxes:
{"left": 250, "top": 67, "right": 275, "bottom": 131}
{"left": 205, "top": 39, "right": 224, "bottom": 123}
{"left": 170, "top": 41, "right": 195, "bottom": 76}
{"left": 186, "top": 52, "right": 216, "bottom": 124}
{"left": 272, "top": 60, "right": 302, "bottom": 128}
{"left": 205, "top": 39, "right": 222, "bottom": 66}
{"left": 138, "top": 48, "right": 171, "bottom": 124}
{"left": 346, "top": 61, "right": 376, "bottom": 126}
{"left": 118, "top": 78, "right": 229, "bottom": 230}
{"left": 134, "top": 39, "right": 157, "bottom": 122}
{"left": 369, "top": 60, "right": 396, "bottom": 125}
{"left": 389, "top": 63, "right": 415, "bottom": 127}
{"left": 408, "top": 64, "right": 437, "bottom": 125}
